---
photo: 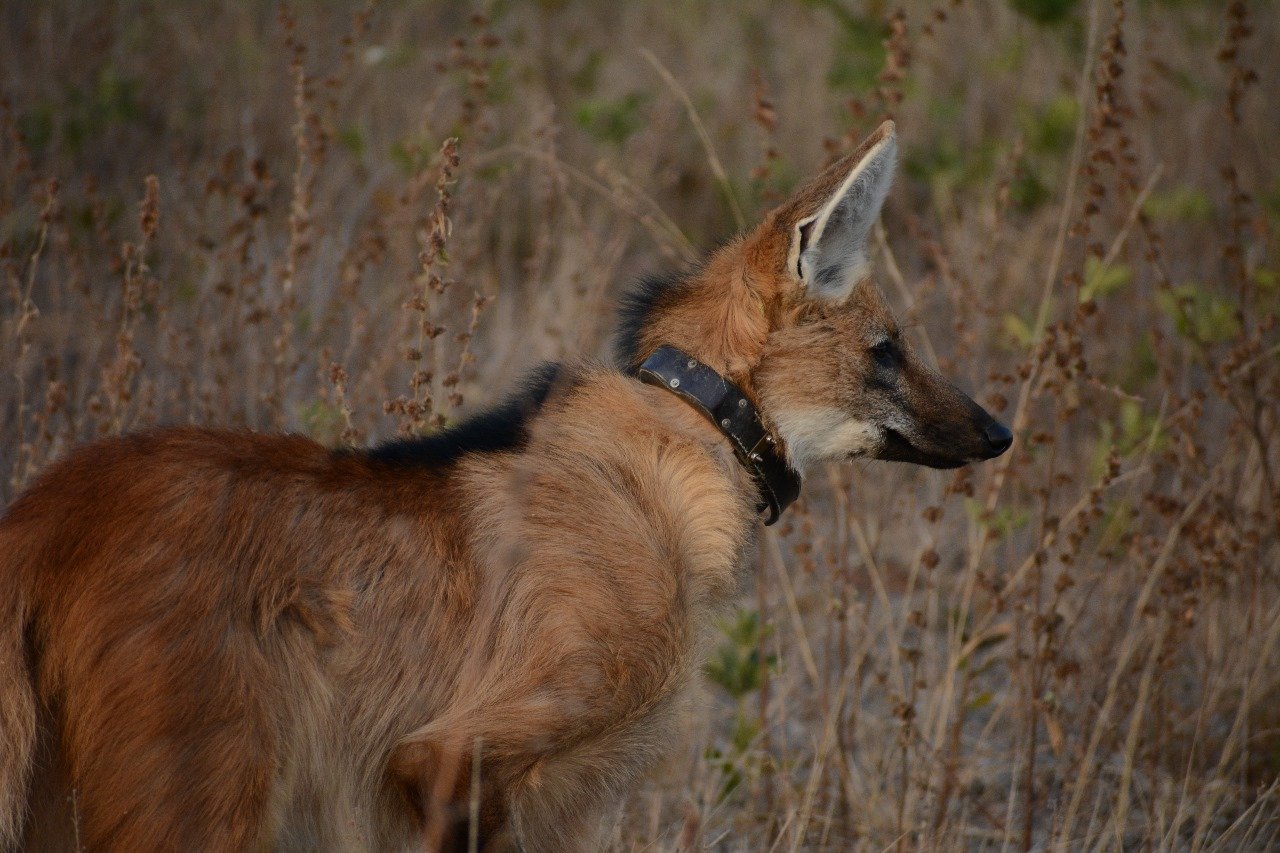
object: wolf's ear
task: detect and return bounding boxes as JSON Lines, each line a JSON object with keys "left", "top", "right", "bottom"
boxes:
{"left": 786, "top": 121, "right": 897, "bottom": 300}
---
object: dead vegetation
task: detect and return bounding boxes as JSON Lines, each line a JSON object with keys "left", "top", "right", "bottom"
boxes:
{"left": 2, "top": 0, "right": 1277, "bottom": 849}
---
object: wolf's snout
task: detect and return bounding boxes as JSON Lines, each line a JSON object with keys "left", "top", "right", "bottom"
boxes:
{"left": 980, "top": 420, "right": 1013, "bottom": 458}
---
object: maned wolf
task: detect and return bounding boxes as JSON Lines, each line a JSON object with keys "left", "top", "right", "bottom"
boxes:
{"left": 0, "top": 121, "right": 1011, "bottom": 851}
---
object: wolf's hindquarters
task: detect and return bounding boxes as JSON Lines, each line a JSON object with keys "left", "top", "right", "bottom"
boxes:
{"left": 0, "top": 556, "right": 35, "bottom": 851}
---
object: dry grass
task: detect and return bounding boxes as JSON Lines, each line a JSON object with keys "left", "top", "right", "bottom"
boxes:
{"left": 2, "top": 0, "right": 1278, "bottom": 849}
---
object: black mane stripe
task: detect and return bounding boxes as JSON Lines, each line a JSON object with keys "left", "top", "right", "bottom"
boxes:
{"left": 361, "top": 265, "right": 694, "bottom": 469}
{"left": 363, "top": 362, "right": 564, "bottom": 468}
{"left": 613, "top": 271, "right": 691, "bottom": 372}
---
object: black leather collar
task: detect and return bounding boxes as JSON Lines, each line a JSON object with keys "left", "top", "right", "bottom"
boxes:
{"left": 635, "top": 345, "right": 801, "bottom": 525}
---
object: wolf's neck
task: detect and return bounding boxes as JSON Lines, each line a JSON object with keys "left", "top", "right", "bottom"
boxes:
{"left": 620, "top": 242, "right": 777, "bottom": 387}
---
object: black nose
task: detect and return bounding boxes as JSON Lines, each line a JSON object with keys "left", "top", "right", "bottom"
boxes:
{"left": 982, "top": 421, "right": 1013, "bottom": 456}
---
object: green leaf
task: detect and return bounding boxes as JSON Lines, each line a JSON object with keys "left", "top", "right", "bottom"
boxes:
{"left": 730, "top": 713, "right": 760, "bottom": 754}
{"left": 1009, "top": 0, "right": 1080, "bottom": 25}
{"left": 825, "top": 15, "right": 888, "bottom": 93}
{"left": 1010, "top": 164, "right": 1052, "bottom": 212}
{"left": 1002, "top": 313, "right": 1036, "bottom": 347}
{"left": 18, "top": 104, "right": 54, "bottom": 155}
{"left": 338, "top": 124, "right": 366, "bottom": 159}
{"left": 570, "top": 51, "right": 603, "bottom": 94}
{"left": 1156, "top": 283, "right": 1240, "bottom": 344}
{"left": 1262, "top": 177, "right": 1280, "bottom": 219}
{"left": 1023, "top": 94, "right": 1080, "bottom": 156}
{"left": 1115, "top": 335, "right": 1158, "bottom": 393}
{"left": 964, "top": 497, "right": 1030, "bottom": 539}
{"left": 572, "top": 92, "right": 649, "bottom": 146}
{"left": 704, "top": 609, "right": 772, "bottom": 699}
{"left": 297, "top": 400, "right": 343, "bottom": 445}
{"left": 1098, "top": 499, "right": 1134, "bottom": 554}
{"left": 1142, "top": 185, "right": 1213, "bottom": 223}
{"left": 986, "top": 36, "right": 1028, "bottom": 74}
{"left": 1080, "top": 256, "right": 1131, "bottom": 302}
{"left": 966, "top": 691, "right": 995, "bottom": 711}
{"left": 1090, "top": 422, "right": 1115, "bottom": 481}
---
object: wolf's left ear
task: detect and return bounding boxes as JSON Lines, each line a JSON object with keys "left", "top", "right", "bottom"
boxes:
{"left": 787, "top": 121, "right": 897, "bottom": 300}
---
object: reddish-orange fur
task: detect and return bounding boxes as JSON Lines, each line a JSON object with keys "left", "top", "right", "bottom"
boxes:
{"left": 1, "top": 383, "right": 754, "bottom": 850}
{"left": 0, "top": 121, "right": 1008, "bottom": 850}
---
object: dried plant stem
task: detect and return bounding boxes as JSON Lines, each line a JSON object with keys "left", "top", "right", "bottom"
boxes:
{"left": 1, "top": 4, "right": 1276, "bottom": 847}
{"left": 640, "top": 48, "right": 746, "bottom": 231}
{"left": 498, "top": 144, "right": 697, "bottom": 262}
{"left": 875, "top": 222, "right": 939, "bottom": 366}
{"left": 8, "top": 181, "right": 55, "bottom": 489}
{"left": 789, "top": 666, "right": 854, "bottom": 853}
{"left": 271, "top": 5, "right": 319, "bottom": 428}
{"left": 100, "top": 175, "right": 159, "bottom": 436}
{"left": 1059, "top": 472, "right": 1216, "bottom": 840}
{"left": 928, "top": 9, "right": 1106, "bottom": 780}
{"left": 386, "top": 138, "right": 460, "bottom": 435}
{"left": 1188, "top": 601, "right": 1280, "bottom": 852}
{"left": 1099, "top": 164, "right": 1164, "bottom": 272}
{"left": 987, "top": 0, "right": 1102, "bottom": 506}
{"left": 1108, "top": 625, "right": 1165, "bottom": 847}
{"left": 764, "top": 529, "right": 821, "bottom": 688}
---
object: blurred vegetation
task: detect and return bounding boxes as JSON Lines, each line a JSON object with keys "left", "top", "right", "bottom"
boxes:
{"left": 1, "top": 0, "right": 1277, "bottom": 849}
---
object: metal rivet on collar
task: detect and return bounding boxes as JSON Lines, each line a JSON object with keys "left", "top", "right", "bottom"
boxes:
{"left": 635, "top": 344, "right": 802, "bottom": 526}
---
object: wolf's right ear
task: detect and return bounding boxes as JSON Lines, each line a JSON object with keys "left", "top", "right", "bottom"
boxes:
{"left": 784, "top": 121, "right": 897, "bottom": 301}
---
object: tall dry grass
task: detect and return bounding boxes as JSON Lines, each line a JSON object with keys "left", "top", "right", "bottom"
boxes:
{"left": 2, "top": 0, "right": 1278, "bottom": 849}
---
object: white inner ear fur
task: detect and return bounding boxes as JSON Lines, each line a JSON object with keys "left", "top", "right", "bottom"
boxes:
{"left": 770, "top": 407, "right": 882, "bottom": 474}
{"left": 789, "top": 133, "right": 897, "bottom": 302}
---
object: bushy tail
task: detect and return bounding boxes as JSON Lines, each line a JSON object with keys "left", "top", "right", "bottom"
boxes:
{"left": 0, "top": 528, "right": 35, "bottom": 851}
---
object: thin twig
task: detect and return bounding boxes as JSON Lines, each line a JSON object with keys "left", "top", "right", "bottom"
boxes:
{"left": 640, "top": 48, "right": 746, "bottom": 231}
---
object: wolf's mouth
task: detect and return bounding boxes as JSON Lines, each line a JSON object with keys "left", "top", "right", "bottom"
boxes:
{"left": 877, "top": 427, "right": 967, "bottom": 469}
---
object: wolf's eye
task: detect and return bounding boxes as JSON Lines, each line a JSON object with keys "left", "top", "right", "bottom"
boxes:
{"left": 870, "top": 340, "right": 897, "bottom": 369}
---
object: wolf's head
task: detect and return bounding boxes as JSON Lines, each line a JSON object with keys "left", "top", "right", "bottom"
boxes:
{"left": 619, "top": 121, "right": 1011, "bottom": 474}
